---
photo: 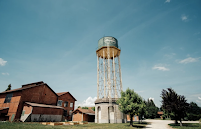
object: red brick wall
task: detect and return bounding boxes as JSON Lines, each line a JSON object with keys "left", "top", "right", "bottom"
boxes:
{"left": 32, "top": 107, "right": 63, "bottom": 115}
{"left": 15, "top": 84, "right": 58, "bottom": 120}
{"left": 22, "top": 105, "right": 32, "bottom": 114}
{"left": 0, "top": 92, "right": 22, "bottom": 121}
{"left": 57, "top": 92, "right": 75, "bottom": 120}
{"left": 73, "top": 112, "right": 83, "bottom": 121}
{"left": 21, "top": 85, "right": 57, "bottom": 105}
{"left": 83, "top": 114, "right": 88, "bottom": 121}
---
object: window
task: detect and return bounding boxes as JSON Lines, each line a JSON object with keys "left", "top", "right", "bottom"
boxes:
{"left": 4, "top": 93, "right": 13, "bottom": 103}
{"left": 70, "top": 102, "right": 73, "bottom": 107}
{"left": 64, "top": 102, "right": 68, "bottom": 107}
{"left": 63, "top": 110, "right": 67, "bottom": 116}
{"left": 69, "top": 110, "right": 72, "bottom": 115}
{"left": 57, "top": 100, "right": 62, "bottom": 106}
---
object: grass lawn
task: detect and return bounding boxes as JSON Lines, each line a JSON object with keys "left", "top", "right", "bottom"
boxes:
{"left": 0, "top": 121, "right": 149, "bottom": 129}
{"left": 169, "top": 123, "right": 201, "bottom": 129}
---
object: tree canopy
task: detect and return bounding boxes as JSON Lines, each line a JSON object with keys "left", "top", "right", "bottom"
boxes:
{"left": 161, "top": 88, "right": 189, "bottom": 126}
{"left": 5, "top": 84, "right": 11, "bottom": 91}
{"left": 144, "top": 99, "right": 158, "bottom": 119}
{"left": 116, "top": 88, "right": 145, "bottom": 126}
{"left": 186, "top": 102, "right": 201, "bottom": 121}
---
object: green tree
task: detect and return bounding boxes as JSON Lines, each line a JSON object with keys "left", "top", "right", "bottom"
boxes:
{"left": 137, "top": 100, "right": 147, "bottom": 123}
{"left": 5, "top": 84, "right": 11, "bottom": 91}
{"left": 78, "top": 106, "right": 81, "bottom": 108}
{"left": 161, "top": 88, "right": 189, "bottom": 126}
{"left": 187, "top": 102, "right": 201, "bottom": 121}
{"left": 91, "top": 107, "right": 95, "bottom": 111}
{"left": 144, "top": 99, "right": 158, "bottom": 119}
{"left": 82, "top": 106, "right": 88, "bottom": 109}
{"left": 116, "top": 88, "right": 145, "bottom": 126}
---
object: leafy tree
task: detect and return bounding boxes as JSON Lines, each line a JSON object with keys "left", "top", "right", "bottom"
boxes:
{"left": 137, "top": 100, "right": 147, "bottom": 123}
{"left": 91, "top": 107, "right": 95, "bottom": 111}
{"left": 5, "top": 84, "right": 11, "bottom": 91}
{"left": 144, "top": 99, "right": 158, "bottom": 119}
{"left": 116, "top": 88, "right": 145, "bottom": 126}
{"left": 78, "top": 106, "right": 81, "bottom": 108}
{"left": 81, "top": 106, "right": 88, "bottom": 109}
{"left": 186, "top": 102, "right": 201, "bottom": 121}
{"left": 161, "top": 88, "right": 189, "bottom": 126}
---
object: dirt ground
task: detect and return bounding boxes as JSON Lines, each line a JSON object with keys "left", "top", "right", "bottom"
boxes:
{"left": 144, "top": 119, "right": 199, "bottom": 129}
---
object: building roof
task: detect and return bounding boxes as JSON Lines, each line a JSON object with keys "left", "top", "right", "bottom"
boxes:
{"left": 56, "top": 92, "right": 77, "bottom": 101}
{"left": 73, "top": 108, "right": 95, "bottom": 115}
{"left": 0, "top": 82, "right": 58, "bottom": 97}
{"left": 0, "top": 107, "right": 9, "bottom": 111}
{"left": 0, "top": 84, "right": 39, "bottom": 94}
{"left": 25, "top": 102, "right": 64, "bottom": 109}
{"left": 22, "top": 81, "right": 44, "bottom": 87}
{"left": 157, "top": 111, "right": 164, "bottom": 115}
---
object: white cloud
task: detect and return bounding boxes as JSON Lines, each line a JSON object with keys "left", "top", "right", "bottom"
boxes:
{"left": 152, "top": 65, "right": 170, "bottom": 71}
{"left": 75, "top": 96, "right": 97, "bottom": 109}
{"left": 179, "top": 57, "right": 200, "bottom": 64}
{"left": 198, "top": 97, "right": 201, "bottom": 100}
{"left": 164, "top": 53, "right": 176, "bottom": 59}
{"left": 0, "top": 58, "right": 7, "bottom": 66}
{"left": 2, "top": 73, "right": 9, "bottom": 75}
{"left": 181, "top": 14, "right": 188, "bottom": 22}
{"left": 149, "top": 97, "right": 154, "bottom": 101}
{"left": 165, "top": 0, "right": 170, "bottom": 3}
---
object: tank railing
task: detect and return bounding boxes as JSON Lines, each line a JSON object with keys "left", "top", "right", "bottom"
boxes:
{"left": 95, "top": 46, "right": 121, "bottom": 51}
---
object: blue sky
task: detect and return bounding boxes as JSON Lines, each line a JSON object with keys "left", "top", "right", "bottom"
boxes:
{"left": 0, "top": 0, "right": 201, "bottom": 107}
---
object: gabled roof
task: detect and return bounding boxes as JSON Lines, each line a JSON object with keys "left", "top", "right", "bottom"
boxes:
{"left": 157, "top": 111, "right": 164, "bottom": 115}
{"left": 25, "top": 102, "right": 64, "bottom": 109}
{"left": 72, "top": 108, "right": 95, "bottom": 115}
{"left": 0, "top": 82, "right": 58, "bottom": 97}
{"left": 22, "top": 81, "right": 44, "bottom": 87}
{"left": 0, "top": 84, "right": 40, "bottom": 94}
{"left": 56, "top": 92, "right": 77, "bottom": 101}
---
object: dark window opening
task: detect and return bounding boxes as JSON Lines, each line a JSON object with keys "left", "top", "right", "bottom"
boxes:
{"left": 4, "top": 93, "right": 13, "bottom": 103}
{"left": 57, "top": 100, "right": 62, "bottom": 106}
{"left": 63, "top": 110, "right": 67, "bottom": 116}
{"left": 64, "top": 102, "right": 68, "bottom": 107}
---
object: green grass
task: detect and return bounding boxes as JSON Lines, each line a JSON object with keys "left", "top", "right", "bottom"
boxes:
{"left": 169, "top": 123, "right": 201, "bottom": 129}
{"left": 0, "top": 121, "right": 149, "bottom": 129}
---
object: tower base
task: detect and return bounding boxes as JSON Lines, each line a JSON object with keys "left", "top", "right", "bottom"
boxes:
{"left": 95, "top": 98, "right": 127, "bottom": 123}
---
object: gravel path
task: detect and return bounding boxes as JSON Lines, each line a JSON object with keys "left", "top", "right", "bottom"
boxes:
{"left": 144, "top": 119, "right": 199, "bottom": 129}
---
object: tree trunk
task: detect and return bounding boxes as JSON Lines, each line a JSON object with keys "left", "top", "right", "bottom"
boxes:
{"left": 179, "top": 119, "right": 182, "bottom": 126}
{"left": 130, "top": 114, "right": 133, "bottom": 127}
{"left": 138, "top": 116, "right": 140, "bottom": 124}
{"left": 175, "top": 119, "right": 178, "bottom": 124}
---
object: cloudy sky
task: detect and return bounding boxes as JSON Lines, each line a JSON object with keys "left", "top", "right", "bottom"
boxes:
{"left": 0, "top": 0, "right": 201, "bottom": 108}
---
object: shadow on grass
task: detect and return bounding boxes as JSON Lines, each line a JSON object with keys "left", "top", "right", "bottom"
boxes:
{"left": 169, "top": 123, "right": 200, "bottom": 128}
{"left": 124, "top": 122, "right": 150, "bottom": 128}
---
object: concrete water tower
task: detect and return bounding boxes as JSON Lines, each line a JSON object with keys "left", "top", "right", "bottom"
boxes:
{"left": 95, "top": 36, "right": 126, "bottom": 123}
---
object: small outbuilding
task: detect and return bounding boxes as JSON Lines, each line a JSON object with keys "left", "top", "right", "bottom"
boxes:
{"left": 157, "top": 111, "right": 164, "bottom": 119}
{"left": 72, "top": 108, "right": 95, "bottom": 122}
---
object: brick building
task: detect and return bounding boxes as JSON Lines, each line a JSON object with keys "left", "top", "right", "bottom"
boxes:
{"left": 0, "top": 81, "right": 76, "bottom": 122}
{"left": 56, "top": 92, "right": 77, "bottom": 121}
{"left": 72, "top": 108, "right": 95, "bottom": 122}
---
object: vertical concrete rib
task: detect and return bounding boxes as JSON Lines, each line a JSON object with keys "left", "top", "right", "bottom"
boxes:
{"left": 97, "top": 54, "right": 99, "bottom": 99}
{"left": 103, "top": 49, "right": 106, "bottom": 98}
{"left": 107, "top": 46, "right": 111, "bottom": 98}
{"left": 113, "top": 50, "right": 117, "bottom": 98}
{"left": 118, "top": 54, "right": 123, "bottom": 91}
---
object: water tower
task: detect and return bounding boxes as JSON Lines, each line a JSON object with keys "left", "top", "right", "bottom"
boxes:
{"left": 95, "top": 36, "right": 126, "bottom": 123}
